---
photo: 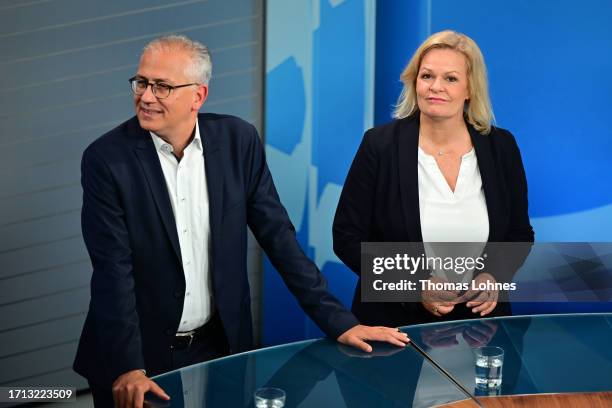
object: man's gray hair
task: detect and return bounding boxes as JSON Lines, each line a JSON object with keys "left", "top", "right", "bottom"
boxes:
{"left": 143, "top": 34, "right": 212, "bottom": 85}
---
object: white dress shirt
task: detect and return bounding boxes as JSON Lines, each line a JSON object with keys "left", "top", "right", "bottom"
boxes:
{"left": 150, "top": 121, "right": 212, "bottom": 332}
{"left": 418, "top": 147, "right": 489, "bottom": 282}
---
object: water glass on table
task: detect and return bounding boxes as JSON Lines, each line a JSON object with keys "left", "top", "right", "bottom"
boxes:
{"left": 254, "top": 387, "right": 285, "bottom": 408}
{"left": 473, "top": 346, "right": 504, "bottom": 390}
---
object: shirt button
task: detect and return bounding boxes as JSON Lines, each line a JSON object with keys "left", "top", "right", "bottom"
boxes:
{"left": 183, "top": 229, "right": 188, "bottom": 234}
{"left": 186, "top": 292, "right": 191, "bottom": 297}
{"left": 183, "top": 321, "right": 187, "bottom": 325}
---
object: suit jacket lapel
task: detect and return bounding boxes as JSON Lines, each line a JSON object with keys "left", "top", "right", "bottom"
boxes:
{"left": 397, "top": 116, "right": 424, "bottom": 241}
{"left": 132, "top": 121, "right": 182, "bottom": 261}
{"left": 470, "top": 127, "right": 502, "bottom": 241}
{"left": 199, "top": 116, "right": 223, "bottom": 246}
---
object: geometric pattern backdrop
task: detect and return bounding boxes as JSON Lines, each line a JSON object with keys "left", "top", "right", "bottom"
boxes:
{"left": 264, "top": 0, "right": 375, "bottom": 345}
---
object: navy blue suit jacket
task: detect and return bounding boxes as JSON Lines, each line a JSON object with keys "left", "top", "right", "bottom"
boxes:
{"left": 333, "top": 114, "right": 534, "bottom": 327}
{"left": 74, "top": 113, "right": 358, "bottom": 387}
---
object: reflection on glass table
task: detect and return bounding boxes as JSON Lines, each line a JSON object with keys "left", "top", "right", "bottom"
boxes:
{"left": 404, "top": 313, "right": 612, "bottom": 399}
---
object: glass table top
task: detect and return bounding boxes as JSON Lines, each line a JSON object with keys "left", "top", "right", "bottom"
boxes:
{"left": 152, "top": 313, "right": 612, "bottom": 407}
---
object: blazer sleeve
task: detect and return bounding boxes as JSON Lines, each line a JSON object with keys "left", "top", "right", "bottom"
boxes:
{"left": 478, "top": 130, "right": 534, "bottom": 289}
{"left": 502, "top": 129, "right": 535, "bottom": 242}
{"left": 242, "top": 125, "right": 359, "bottom": 339}
{"left": 81, "top": 146, "right": 146, "bottom": 381}
{"left": 332, "top": 129, "right": 378, "bottom": 276}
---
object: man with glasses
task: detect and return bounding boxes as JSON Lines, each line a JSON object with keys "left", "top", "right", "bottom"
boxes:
{"left": 73, "top": 35, "right": 409, "bottom": 407}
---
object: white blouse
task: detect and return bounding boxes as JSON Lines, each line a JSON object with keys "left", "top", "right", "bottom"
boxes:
{"left": 418, "top": 147, "right": 489, "bottom": 243}
{"left": 418, "top": 147, "right": 489, "bottom": 282}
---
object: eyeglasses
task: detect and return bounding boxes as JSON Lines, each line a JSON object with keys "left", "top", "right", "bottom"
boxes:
{"left": 128, "top": 76, "right": 199, "bottom": 99}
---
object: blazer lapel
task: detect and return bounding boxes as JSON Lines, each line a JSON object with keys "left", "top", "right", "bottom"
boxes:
{"left": 470, "top": 127, "right": 503, "bottom": 241}
{"left": 132, "top": 122, "right": 182, "bottom": 261}
{"left": 397, "top": 116, "right": 424, "bottom": 241}
{"left": 199, "top": 116, "right": 223, "bottom": 245}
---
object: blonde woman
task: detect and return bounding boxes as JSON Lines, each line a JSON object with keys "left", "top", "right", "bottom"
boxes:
{"left": 333, "top": 30, "right": 534, "bottom": 327}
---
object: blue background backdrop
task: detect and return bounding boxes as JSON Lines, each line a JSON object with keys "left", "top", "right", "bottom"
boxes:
{"left": 264, "top": 0, "right": 612, "bottom": 345}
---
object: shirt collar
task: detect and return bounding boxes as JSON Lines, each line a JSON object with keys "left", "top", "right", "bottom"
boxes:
{"left": 149, "top": 120, "right": 202, "bottom": 154}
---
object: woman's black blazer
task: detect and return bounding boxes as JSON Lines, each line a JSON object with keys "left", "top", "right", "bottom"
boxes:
{"left": 332, "top": 114, "right": 534, "bottom": 326}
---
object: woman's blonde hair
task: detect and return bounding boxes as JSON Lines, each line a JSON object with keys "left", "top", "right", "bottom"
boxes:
{"left": 393, "top": 30, "right": 494, "bottom": 134}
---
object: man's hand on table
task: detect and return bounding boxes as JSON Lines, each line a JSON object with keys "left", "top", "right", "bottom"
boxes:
{"left": 337, "top": 324, "right": 410, "bottom": 353}
{"left": 112, "top": 369, "right": 170, "bottom": 408}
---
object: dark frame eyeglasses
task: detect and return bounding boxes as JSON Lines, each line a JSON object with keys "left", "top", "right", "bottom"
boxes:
{"left": 128, "top": 76, "right": 199, "bottom": 99}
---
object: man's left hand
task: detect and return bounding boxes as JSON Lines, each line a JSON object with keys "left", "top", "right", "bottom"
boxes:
{"left": 337, "top": 325, "right": 410, "bottom": 353}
